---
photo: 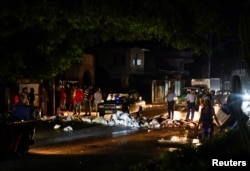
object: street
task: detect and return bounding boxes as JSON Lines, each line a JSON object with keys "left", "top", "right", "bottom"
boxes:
{"left": 0, "top": 105, "right": 201, "bottom": 171}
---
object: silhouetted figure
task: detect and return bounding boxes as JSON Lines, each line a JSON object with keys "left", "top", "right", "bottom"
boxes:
{"left": 40, "top": 87, "right": 49, "bottom": 116}
{"left": 28, "top": 88, "right": 35, "bottom": 106}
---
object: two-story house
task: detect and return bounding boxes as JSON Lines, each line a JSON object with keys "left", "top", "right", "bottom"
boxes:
{"left": 94, "top": 46, "right": 194, "bottom": 103}
{"left": 94, "top": 47, "right": 144, "bottom": 90}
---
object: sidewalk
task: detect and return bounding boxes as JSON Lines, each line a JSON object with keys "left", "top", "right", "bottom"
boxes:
{"left": 48, "top": 103, "right": 168, "bottom": 119}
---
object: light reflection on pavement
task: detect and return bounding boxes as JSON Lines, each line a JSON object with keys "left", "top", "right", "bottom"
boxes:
{"left": 31, "top": 125, "right": 141, "bottom": 148}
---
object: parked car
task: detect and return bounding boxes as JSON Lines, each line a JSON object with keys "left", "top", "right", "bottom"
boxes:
{"left": 213, "top": 89, "right": 232, "bottom": 106}
{"left": 97, "top": 90, "right": 146, "bottom": 117}
{"left": 175, "top": 86, "right": 208, "bottom": 111}
{"left": 0, "top": 120, "right": 35, "bottom": 158}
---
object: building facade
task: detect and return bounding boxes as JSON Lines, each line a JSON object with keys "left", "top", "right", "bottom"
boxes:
{"left": 94, "top": 47, "right": 194, "bottom": 103}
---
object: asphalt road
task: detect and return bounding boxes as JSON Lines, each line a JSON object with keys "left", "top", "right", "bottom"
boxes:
{"left": 0, "top": 105, "right": 197, "bottom": 171}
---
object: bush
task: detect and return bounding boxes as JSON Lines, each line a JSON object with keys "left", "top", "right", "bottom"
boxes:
{"left": 130, "top": 128, "right": 250, "bottom": 171}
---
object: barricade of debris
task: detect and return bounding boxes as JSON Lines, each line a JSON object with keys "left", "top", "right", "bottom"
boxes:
{"left": 40, "top": 111, "right": 197, "bottom": 132}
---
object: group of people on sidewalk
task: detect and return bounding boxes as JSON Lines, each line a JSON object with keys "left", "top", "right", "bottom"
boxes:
{"left": 13, "top": 86, "right": 49, "bottom": 116}
{"left": 165, "top": 88, "right": 220, "bottom": 140}
{"left": 55, "top": 85, "right": 103, "bottom": 117}
{"left": 14, "top": 84, "right": 104, "bottom": 118}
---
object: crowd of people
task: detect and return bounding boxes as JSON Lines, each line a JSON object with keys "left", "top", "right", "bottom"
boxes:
{"left": 187, "top": 89, "right": 220, "bottom": 140}
{"left": 13, "top": 86, "right": 49, "bottom": 116}
{"left": 15, "top": 83, "right": 221, "bottom": 140}
{"left": 165, "top": 87, "right": 220, "bottom": 141}
{"left": 13, "top": 84, "right": 104, "bottom": 117}
{"left": 55, "top": 84, "right": 103, "bottom": 116}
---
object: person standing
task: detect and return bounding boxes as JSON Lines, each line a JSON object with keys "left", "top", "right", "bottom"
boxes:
{"left": 40, "top": 87, "right": 49, "bottom": 116}
{"left": 13, "top": 88, "right": 20, "bottom": 112}
{"left": 197, "top": 99, "right": 220, "bottom": 140}
{"left": 73, "top": 86, "right": 83, "bottom": 116}
{"left": 14, "top": 91, "right": 20, "bottom": 105}
{"left": 201, "top": 89, "right": 215, "bottom": 107}
{"left": 28, "top": 88, "right": 35, "bottom": 106}
{"left": 209, "top": 90, "right": 215, "bottom": 106}
{"left": 21, "top": 87, "right": 29, "bottom": 105}
{"left": 60, "top": 88, "right": 67, "bottom": 111}
{"left": 83, "top": 85, "right": 93, "bottom": 116}
{"left": 55, "top": 86, "right": 61, "bottom": 115}
{"left": 94, "top": 87, "right": 103, "bottom": 116}
{"left": 166, "top": 88, "right": 176, "bottom": 120}
{"left": 185, "top": 89, "right": 196, "bottom": 121}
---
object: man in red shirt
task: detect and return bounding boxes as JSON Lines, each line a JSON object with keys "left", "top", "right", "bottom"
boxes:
{"left": 73, "top": 86, "right": 83, "bottom": 116}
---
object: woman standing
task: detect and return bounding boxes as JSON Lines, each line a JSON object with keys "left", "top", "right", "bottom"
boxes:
{"left": 197, "top": 99, "right": 220, "bottom": 140}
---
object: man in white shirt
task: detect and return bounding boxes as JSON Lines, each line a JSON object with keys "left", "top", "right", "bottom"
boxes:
{"left": 185, "top": 89, "right": 196, "bottom": 121}
{"left": 166, "top": 88, "right": 176, "bottom": 120}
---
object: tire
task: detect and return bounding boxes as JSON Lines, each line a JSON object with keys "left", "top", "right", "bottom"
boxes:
{"left": 16, "top": 135, "right": 30, "bottom": 156}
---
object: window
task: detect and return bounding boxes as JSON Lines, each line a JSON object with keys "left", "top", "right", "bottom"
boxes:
{"left": 133, "top": 54, "right": 142, "bottom": 66}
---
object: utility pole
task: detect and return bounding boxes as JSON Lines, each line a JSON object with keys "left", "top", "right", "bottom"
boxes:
{"left": 208, "top": 34, "right": 212, "bottom": 78}
{"left": 52, "top": 77, "right": 55, "bottom": 115}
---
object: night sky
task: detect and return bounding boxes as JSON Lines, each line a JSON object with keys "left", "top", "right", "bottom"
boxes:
{"left": 190, "top": 1, "right": 246, "bottom": 79}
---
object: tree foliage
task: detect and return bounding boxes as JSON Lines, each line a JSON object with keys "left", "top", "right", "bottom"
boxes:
{"left": 239, "top": 1, "right": 250, "bottom": 74}
{"left": 0, "top": 0, "right": 226, "bottom": 82}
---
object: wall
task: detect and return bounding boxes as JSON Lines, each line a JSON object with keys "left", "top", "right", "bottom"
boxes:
{"left": 65, "top": 54, "right": 95, "bottom": 87}
{"left": 95, "top": 47, "right": 145, "bottom": 89}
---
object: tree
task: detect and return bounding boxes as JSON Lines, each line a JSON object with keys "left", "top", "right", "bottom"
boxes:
{"left": 239, "top": 1, "right": 250, "bottom": 73}
{"left": 0, "top": 0, "right": 226, "bottom": 83}
{"left": 237, "top": 1, "right": 250, "bottom": 151}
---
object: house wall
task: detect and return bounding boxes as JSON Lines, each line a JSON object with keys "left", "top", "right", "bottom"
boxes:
{"left": 95, "top": 47, "right": 145, "bottom": 89}
{"left": 65, "top": 54, "right": 95, "bottom": 87}
{"left": 130, "top": 48, "right": 145, "bottom": 74}
{"left": 94, "top": 47, "right": 194, "bottom": 103}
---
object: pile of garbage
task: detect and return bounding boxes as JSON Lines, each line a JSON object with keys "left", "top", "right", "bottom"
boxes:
{"left": 44, "top": 111, "right": 197, "bottom": 132}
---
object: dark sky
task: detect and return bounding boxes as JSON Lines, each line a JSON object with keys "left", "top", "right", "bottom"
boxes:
{"left": 217, "top": 0, "right": 245, "bottom": 37}
{"left": 193, "top": 1, "right": 248, "bottom": 79}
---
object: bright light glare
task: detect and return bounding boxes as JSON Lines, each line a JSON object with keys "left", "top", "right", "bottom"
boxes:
{"left": 243, "top": 93, "right": 250, "bottom": 100}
